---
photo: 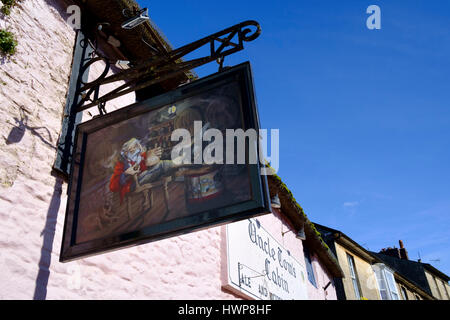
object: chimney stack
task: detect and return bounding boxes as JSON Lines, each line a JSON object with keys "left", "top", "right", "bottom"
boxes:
{"left": 379, "top": 247, "right": 401, "bottom": 259}
{"left": 399, "top": 240, "right": 409, "bottom": 260}
{"left": 379, "top": 241, "right": 409, "bottom": 260}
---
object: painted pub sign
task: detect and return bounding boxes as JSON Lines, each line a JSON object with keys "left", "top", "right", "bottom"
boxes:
{"left": 60, "top": 63, "right": 271, "bottom": 261}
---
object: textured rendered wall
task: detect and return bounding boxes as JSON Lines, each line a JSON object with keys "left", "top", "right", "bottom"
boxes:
{"left": 0, "top": 0, "right": 337, "bottom": 300}
{"left": 308, "top": 252, "right": 337, "bottom": 300}
{"left": 0, "top": 0, "right": 76, "bottom": 300}
{"left": 334, "top": 243, "right": 380, "bottom": 300}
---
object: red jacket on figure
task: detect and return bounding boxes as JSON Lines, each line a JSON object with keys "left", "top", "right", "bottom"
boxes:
{"left": 109, "top": 152, "right": 148, "bottom": 203}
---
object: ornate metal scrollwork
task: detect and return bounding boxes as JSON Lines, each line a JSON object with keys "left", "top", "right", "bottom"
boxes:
{"left": 76, "top": 20, "right": 261, "bottom": 113}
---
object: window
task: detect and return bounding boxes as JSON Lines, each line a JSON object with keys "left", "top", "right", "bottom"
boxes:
{"left": 433, "top": 276, "right": 443, "bottom": 299}
{"left": 347, "top": 253, "right": 362, "bottom": 300}
{"left": 303, "top": 245, "right": 317, "bottom": 287}
{"left": 443, "top": 281, "right": 450, "bottom": 300}
{"left": 401, "top": 287, "right": 409, "bottom": 300}
{"left": 373, "top": 263, "right": 400, "bottom": 300}
{"left": 384, "top": 270, "right": 399, "bottom": 300}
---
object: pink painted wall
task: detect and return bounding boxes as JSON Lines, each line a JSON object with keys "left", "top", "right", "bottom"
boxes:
{"left": 253, "top": 209, "right": 337, "bottom": 300}
{"left": 0, "top": 0, "right": 337, "bottom": 300}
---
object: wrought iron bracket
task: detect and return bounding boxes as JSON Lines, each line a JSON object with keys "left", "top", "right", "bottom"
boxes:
{"left": 54, "top": 20, "right": 261, "bottom": 178}
{"left": 53, "top": 30, "right": 93, "bottom": 178}
{"left": 75, "top": 20, "right": 261, "bottom": 112}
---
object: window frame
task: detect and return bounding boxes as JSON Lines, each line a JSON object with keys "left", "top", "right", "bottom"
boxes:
{"left": 346, "top": 253, "right": 362, "bottom": 300}
{"left": 401, "top": 286, "right": 409, "bottom": 300}
{"left": 432, "top": 276, "right": 443, "bottom": 299}
{"left": 442, "top": 280, "right": 450, "bottom": 300}
{"left": 384, "top": 269, "right": 400, "bottom": 300}
{"left": 373, "top": 263, "right": 400, "bottom": 300}
{"left": 303, "top": 244, "right": 317, "bottom": 288}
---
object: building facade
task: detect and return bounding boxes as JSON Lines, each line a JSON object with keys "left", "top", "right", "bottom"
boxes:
{"left": 315, "top": 224, "right": 380, "bottom": 300}
{"left": 0, "top": 0, "right": 342, "bottom": 299}
{"left": 315, "top": 224, "right": 442, "bottom": 300}
{"left": 373, "top": 242, "right": 450, "bottom": 300}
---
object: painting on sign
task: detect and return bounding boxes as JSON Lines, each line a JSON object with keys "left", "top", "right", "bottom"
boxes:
{"left": 60, "top": 62, "right": 271, "bottom": 262}
{"left": 226, "top": 218, "right": 309, "bottom": 300}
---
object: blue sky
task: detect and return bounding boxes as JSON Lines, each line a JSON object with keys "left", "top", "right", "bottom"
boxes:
{"left": 138, "top": 1, "right": 450, "bottom": 275}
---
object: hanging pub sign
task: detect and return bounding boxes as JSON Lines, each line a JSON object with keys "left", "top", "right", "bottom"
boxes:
{"left": 60, "top": 62, "right": 271, "bottom": 262}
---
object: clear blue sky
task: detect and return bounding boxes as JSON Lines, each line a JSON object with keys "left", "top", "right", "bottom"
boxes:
{"left": 138, "top": 0, "right": 450, "bottom": 276}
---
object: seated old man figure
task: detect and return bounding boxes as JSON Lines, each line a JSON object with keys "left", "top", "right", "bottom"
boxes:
{"left": 109, "top": 138, "right": 180, "bottom": 203}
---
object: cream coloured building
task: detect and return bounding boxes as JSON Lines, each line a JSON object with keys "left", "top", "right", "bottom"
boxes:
{"left": 315, "top": 224, "right": 440, "bottom": 300}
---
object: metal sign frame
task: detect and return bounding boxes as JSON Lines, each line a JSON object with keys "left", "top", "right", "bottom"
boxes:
{"left": 60, "top": 62, "right": 271, "bottom": 262}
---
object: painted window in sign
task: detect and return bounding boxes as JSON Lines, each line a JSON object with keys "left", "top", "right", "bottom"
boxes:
{"left": 226, "top": 218, "right": 309, "bottom": 300}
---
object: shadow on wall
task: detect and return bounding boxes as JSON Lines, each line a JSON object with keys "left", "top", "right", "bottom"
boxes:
{"left": 45, "top": 0, "right": 74, "bottom": 22}
{"left": 6, "top": 108, "right": 56, "bottom": 150}
{"left": 6, "top": 107, "right": 62, "bottom": 299}
{"left": 0, "top": 56, "right": 9, "bottom": 66}
{"left": 33, "top": 177, "right": 63, "bottom": 300}
{"left": 1, "top": 0, "right": 73, "bottom": 299}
